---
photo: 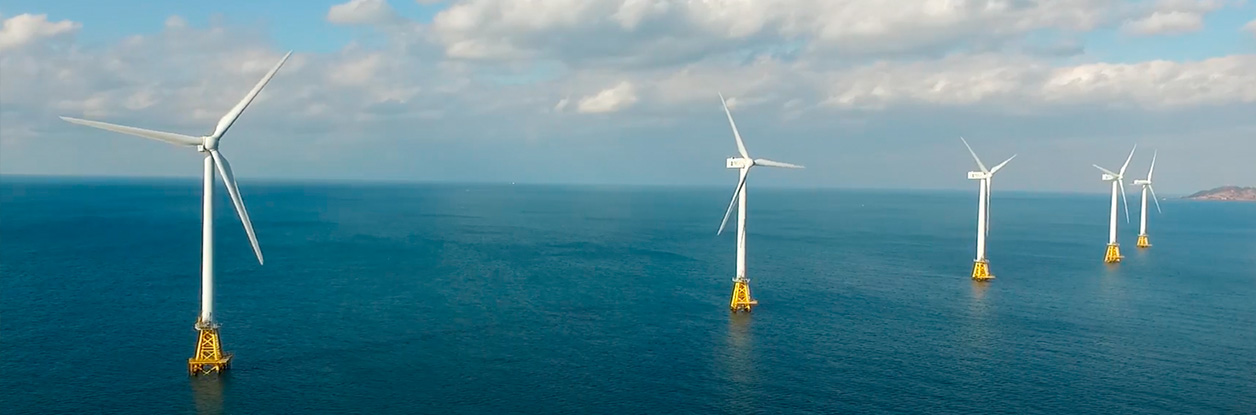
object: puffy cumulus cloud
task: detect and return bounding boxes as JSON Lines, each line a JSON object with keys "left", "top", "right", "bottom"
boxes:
{"left": 4, "top": 5, "right": 1256, "bottom": 188}
{"left": 327, "top": 0, "right": 402, "bottom": 26}
{"left": 814, "top": 54, "right": 1256, "bottom": 110}
{"left": 427, "top": 0, "right": 1132, "bottom": 65}
{"left": 1121, "top": 11, "right": 1203, "bottom": 35}
{"left": 1042, "top": 56, "right": 1256, "bottom": 107}
{"left": 1244, "top": 18, "right": 1256, "bottom": 35}
{"left": 165, "top": 15, "right": 189, "bottom": 29}
{"left": 545, "top": 52, "right": 1256, "bottom": 115}
{"left": 576, "top": 81, "right": 639, "bottom": 113}
{"left": 821, "top": 56, "right": 1041, "bottom": 110}
{"left": 1120, "top": 0, "right": 1224, "bottom": 36}
{"left": 0, "top": 17, "right": 586, "bottom": 182}
{"left": 6, "top": 7, "right": 1256, "bottom": 130}
{"left": 0, "top": 18, "right": 484, "bottom": 151}
{"left": 0, "top": 13, "right": 80, "bottom": 51}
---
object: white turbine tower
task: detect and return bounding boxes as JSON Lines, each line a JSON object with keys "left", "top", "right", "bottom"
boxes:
{"left": 1093, "top": 145, "right": 1136, "bottom": 264}
{"left": 960, "top": 137, "right": 1015, "bottom": 281}
{"left": 60, "top": 51, "right": 292, "bottom": 375}
{"left": 716, "top": 94, "right": 803, "bottom": 313}
{"left": 1133, "top": 150, "right": 1162, "bottom": 249}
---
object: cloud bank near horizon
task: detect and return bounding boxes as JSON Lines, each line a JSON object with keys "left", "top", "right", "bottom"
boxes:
{"left": 2, "top": 1, "right": 1255, "bottom": 192}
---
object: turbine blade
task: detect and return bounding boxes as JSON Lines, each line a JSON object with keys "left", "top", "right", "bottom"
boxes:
{"left": 1149, "top": 185, "right": 1163, "bottom": 214}
{"left": 59, "top": 116, "right": 201, "bottom": 146}
{"left": 959, "top": 137, "right": 988, "bottom": 173}
{"left": 1119, "top": 180, "right": 1131, "bottom": 224}
{"left": 1147, "top": 150, "right": 1157, "bottom": 181}
{"left": 719, "top": 93, "right": 750, "bottom": 159}
{"left": 211, "top": 51, "right": 292, "bottom": 139}
{"left": 1093, "top": 164, "right": 1118, "bottom": 177}
{"left": 753, "top": 159, "right": 804, "bottom": 169}
{"left": 718, "top": 168, "right": 749, "bottom": 235}
{"left": 1118, "top": 144, "right": 1137, "bottom": 176}
{"left": 210, "top": 150, "right": 264, "bottom": 265}
{"left": 989, "top": 154, "right": 1016, "bottom": 175}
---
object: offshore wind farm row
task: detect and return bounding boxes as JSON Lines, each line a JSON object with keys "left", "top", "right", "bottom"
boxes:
{"left": 56, "top": 51, "right": 1168, "bottom": 377}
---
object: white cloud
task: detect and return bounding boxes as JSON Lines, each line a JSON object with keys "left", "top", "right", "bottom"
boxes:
{"left": 0, "top": 13, "right": 80, "bottom": 51}
{"left": 428, "top": 0, "right": 1127, "bottom": 65}
{"left": 327, "top": 0, "right": 401, "bottom": 25}
{"left": 3, "top": 4, "right": 1256, "bottom": 188}
{"left": 165, "top": 15, "right": 188, "bottom": 29}
{"left": 821, "top": 56, "right": 1036, "bottom": 110}
{"left": 1042, "top": 56, "right": 1256, "bottom": 107}
{"left": 1121, "top": 0, "right": 1224, "bottom": 36}
{"left": 1122, "top": 11, "right": 1203, "bottom": 35}
{"left": 810, "top": 54, "right": 1256, "bottom": 110}
{"left": 577, "top": 81, "right": 638, "bottom": 113}
{"left": 328, "top": 52, "right": 385, "bottom": 85}
{"left": 1244, "top": 18, "right": 1256, "bottom": 35}
{"left": 611, "top": 0, "right": 671, "bottom": 30}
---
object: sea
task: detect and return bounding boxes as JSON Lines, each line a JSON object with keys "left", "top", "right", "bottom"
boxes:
{"left": 2, "top": 177, "right": 1254, "bottom": 414}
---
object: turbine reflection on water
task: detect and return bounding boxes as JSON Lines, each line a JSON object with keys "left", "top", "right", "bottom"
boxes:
{"left": 723, "top": 313, "right": 758, "bottom": 412}
{"left": 190, "top": 376, "right": 225, "bottom": 415}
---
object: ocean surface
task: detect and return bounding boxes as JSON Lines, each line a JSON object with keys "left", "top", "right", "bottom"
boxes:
{"left": 2, "top": 177, "right": 1255, "bottom": 414}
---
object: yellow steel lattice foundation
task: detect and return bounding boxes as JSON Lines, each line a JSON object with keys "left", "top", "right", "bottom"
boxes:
{"left": 971, "top": 260, "right": 994, "bottom": 281}
{"left": 188, "top": 321, "right": 232, "bottom": 376}
{"left": 1136, "top": 235, "right": 1150, "bottom": 248}
{"left": 729, "top": 278, "right": 757, "bottom": 313}
{"left": 1104, "top": 243, "right": 1123, "bottom": 264}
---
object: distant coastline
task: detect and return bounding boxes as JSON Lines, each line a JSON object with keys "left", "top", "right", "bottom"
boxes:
{"left": 1184, "top": 186, "right": 1256, "bottom": 201}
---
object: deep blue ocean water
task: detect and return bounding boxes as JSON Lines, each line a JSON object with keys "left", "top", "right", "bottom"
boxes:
{"left": 2, "top": 177, "right": 1255, "bottom": 414}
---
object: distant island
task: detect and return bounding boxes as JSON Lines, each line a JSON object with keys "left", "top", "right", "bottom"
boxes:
{"left": 1184, "top": 186, "right": 1256, "bottom": 201}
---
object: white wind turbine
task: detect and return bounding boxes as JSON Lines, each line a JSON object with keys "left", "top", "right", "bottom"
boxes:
{"left": 715, "top": 93, "right": 803, "bottom": 313}
{"left": 960, "top": 137, "right": 1015, "bottom": 281}
{"left": 1132, "top": 150, "right": 1162, "bottom": 248}
{"left": 1093, "top": 145, "right": 1136, "bottom": 264}
{"left": 60, "top": 51, "right": 292, "bottom": 375}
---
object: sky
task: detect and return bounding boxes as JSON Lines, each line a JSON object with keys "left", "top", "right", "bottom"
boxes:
{"left": 2, "top": 0, "right": 1255, "bottom": 193}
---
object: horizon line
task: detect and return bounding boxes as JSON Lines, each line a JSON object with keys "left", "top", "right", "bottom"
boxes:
{"left": 0, "top": 173, "right": 1199, "bottom": 196}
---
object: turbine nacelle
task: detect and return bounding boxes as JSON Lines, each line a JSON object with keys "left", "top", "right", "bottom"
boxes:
{"left": 1102, "top": 173, "right": 1117, "bottom": 181}
{"left": 967, "top": 171, "right": 989, "bottom": 180}
{"left": 1132, "top": 179, "right": 1151, "bottom": 186}
{"left": 202, "top": 135, "right": 220, "bottom": 151}
{"left": 727, "top": 157, "right": 753, "bottom": 169}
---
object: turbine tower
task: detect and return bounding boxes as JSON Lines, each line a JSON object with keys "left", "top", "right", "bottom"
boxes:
{"left": 716, "top": 94, "right": 803, "bottom": 313}
{"left": 960, "top": 137, "right": 1015, "bottom": 281}
{"left": 60, "top": 51, "right": 292, "bottom": 375}
{"left": 1093, "top": 145, "right": 1136, "bottom": 264}
{"left": 1133, "top": 150, "right": 1162, "bottom": 248}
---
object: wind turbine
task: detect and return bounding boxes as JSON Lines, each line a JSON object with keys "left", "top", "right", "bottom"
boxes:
{"left": 60, "top": 51, "right": 292, "bottom": 375}
{"left": 1132, "top": 150, "right": 1162, "bottom": 248}
{"left": 960, "top": 137, "right": 1015, "bottom": 281}
{"left": 716, "top": 93, "right": 803, "bottom": 313}
{"left": 1093, "top": 145, "right": 1136, "bottom": 264}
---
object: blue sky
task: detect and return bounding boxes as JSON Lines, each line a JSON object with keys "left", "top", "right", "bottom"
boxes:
{"left": 2, "top": 0, "right": 1255, "bottom": 193}
{"left": 1, "top": 0, "right": 445, "bottom": 52}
